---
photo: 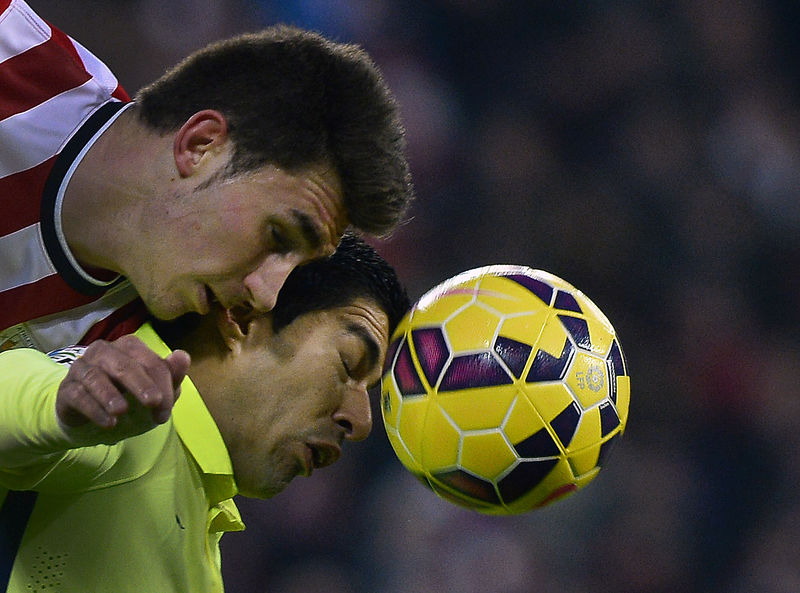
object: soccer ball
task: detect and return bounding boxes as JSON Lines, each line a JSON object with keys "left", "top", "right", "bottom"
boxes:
{"left": 380, "top": 265, "right": 630, "bottom": 515}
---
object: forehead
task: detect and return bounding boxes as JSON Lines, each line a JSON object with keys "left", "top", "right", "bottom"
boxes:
{"left": 340, "top": 299, "right": 390, "bottom": 357}
{"left": 304, "top": 298, "right": 390, "bottom": 355}
{"left": 342, "top": 296, "right": 389, "bottom": 333}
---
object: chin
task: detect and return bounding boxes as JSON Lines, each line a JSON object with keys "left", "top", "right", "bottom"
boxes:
{"left": 143, "top": 299, "right": 182, "bottom": 321}
{"left": 237, "top": 479, "right": 288, "bottom": 500}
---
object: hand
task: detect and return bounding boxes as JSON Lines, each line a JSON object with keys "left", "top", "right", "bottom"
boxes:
{"left": 55, "top": 335, "right": 191, "bottom": 443}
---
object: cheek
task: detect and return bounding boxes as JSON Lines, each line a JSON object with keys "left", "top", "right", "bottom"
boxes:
{"left": 232, "top": 364, "right": 294, "bottom": 439}
{"left": 177, "top": 195, "right": 257, "bottom": 254}
{"left": 214, "top": 223, "right": 266, "bottom": 268}
{"left": 232, "top": 415, "right": 301, "bottom": 497}
{"left": 213, "top": 189, "right": 267, "bottom": 238}
{"left": 301, "top": 373, "right": 345, "bottom": 420}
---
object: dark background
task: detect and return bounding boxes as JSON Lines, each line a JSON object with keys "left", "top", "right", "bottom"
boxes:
{"left": 31, "top": 1, "right": 800, "bottom": 591}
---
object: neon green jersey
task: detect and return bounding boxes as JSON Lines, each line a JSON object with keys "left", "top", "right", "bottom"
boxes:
{"left": 0, "top": 323, "right": 244, "bottom": 592}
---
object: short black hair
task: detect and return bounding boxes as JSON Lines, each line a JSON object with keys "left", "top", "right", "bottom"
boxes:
{"left": 270, "top": 232, "right": 409, "bottom": 336}
{"left": 135, "top": 25, "right": 414, "bottom": 236}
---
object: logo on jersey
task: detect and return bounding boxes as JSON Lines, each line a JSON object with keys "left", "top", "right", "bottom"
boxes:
{"left": 47, "top": 346, "right": 88, "bottom": 366}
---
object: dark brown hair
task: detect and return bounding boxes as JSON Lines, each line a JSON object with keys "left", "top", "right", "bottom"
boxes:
{"left": 135, "top": 25, "right": 414, "bottom": 236}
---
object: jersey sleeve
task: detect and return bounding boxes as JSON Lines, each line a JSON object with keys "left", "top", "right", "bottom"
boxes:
{"left": 0, "top": 348, "right": 111, "bottom": 490}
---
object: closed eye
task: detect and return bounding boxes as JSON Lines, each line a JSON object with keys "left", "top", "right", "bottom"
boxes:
{"left": 340, "top": 356, "right": 352, "bottom": 379}
{"left": 270, "top": 225, "right": 294, "bottom": 254}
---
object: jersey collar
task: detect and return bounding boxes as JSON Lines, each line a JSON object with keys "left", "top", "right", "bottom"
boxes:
{"left": 40, "top": 100, "right": 132, "bottom": 295}
{"left": 134, "top": 322, "right": 239, "bottom": 504}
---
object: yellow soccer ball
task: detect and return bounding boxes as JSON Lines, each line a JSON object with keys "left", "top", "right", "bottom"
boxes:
{"left": 381, "top": 265, "right": 630, "bottom": 515}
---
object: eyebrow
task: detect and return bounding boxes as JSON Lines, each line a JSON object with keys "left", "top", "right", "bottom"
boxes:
{"left": 289, "top": 208, "right": 324, "bottom": 251}
{"left": 346, "top": 322, "right": 381, "bottom": 378}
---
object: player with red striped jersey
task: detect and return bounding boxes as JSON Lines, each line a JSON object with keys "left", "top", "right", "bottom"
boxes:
{"left": 0, "top": 0, "right": 137, "bottom": 351}
{"left": 0, "top": 0, "right": 414, "bottom": 357}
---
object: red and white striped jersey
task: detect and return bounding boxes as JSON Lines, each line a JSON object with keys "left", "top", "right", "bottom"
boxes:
{"left": 0, "top": 0, "right": 146, "bottom": 352}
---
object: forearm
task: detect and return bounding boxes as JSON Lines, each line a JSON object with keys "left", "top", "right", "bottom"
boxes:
{"left": 0, "top": 349, "right": 72, "bottom": 460}
{"left": 0, "top": 349, "right": 90, "bottom": 488}
{"left": 0, "top": 337, "right": 186, "bottom": 491}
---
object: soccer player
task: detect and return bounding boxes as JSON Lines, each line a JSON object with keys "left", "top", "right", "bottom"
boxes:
{"left": 0, "top": 0, "right": 413, "bottom": 352}
{"left": 0, "top": 233, "right": 409, "bottom": 592}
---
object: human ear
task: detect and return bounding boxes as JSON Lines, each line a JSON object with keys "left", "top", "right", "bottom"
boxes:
{"left": 216, "top": 307, "right": 274, "bottom": 354}
{"left": 215, "top": 307, "right": 249, "bottom": 354}
{"left": 173, "top": 109, "right": 228, "bottom": 177}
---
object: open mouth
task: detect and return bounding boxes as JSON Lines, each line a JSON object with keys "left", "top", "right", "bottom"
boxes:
{"left": 310, "top": 445, "right": 325, "bottom": 468}
{"left": 205, "top": 286, "right": 217, "bottom": 306}
{"left": 307, "top": 441, "right": 342, "bottom": 469}
{"left": 227, "top": 303, "right": 256, "bottom": 330}
{"left": 301, "top": 445, "right": 315, "bottom": 477}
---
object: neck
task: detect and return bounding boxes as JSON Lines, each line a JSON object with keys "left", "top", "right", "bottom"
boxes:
{"left": 60, "top": 106, "right": 172, "bottom": 273}
{"left": 156, "top": 314, "right": 228, "bottom": 395}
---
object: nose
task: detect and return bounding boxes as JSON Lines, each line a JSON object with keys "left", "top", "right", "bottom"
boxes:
{"left": 242, "top": 256, "right": 296, "bottom": 312}
{"left": 333, "top": 386, "right": 372, "bottom": 442}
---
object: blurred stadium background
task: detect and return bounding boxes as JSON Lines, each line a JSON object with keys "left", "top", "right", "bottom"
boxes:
{"left": 32, "top": 1, "right": 800, "bottom": 591}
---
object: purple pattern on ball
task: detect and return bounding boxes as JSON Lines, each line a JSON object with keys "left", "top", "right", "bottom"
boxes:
{"left": 607, "top": 339, "right": 627, "bottom": 376}
{"left": 607, "top": 359, "right": 618, "bottom": 404}
{"left": 599, "top": 401, "right": 620, "bottom": 437}
{"left": 439, "top": 352, "right": 512, "bottom": 391}
{"left": 498, "top": 458, "right": 559, "bottom": 503}
{"left": 493, "top": 336, "right": 532, "bottom": 378}
{"left": 434, "top": 469, "right": 500, "bottom": 504}
{"left": 393, "top": 339, "right": 425, "bottom": 397}
{"left": 554, "top": 290, "right": 582, "bottom": 313}
{"left": 383, "top": 336, "right": 402, "bottom": 376}
{"left": 526, "top": 339, "right": 573, "bottom": 382}
{"left": 411, "top": 327, "right": 449, "bottom": 386}
{"left": 558, "top": 315, "right": 592, "bottom": 350}
{"left": 514, "top": 427, "right": 560, "bottom": 458}
{"left": 507, "top": 274, "right": 554, "bottom": 306}
{"left": 550, "top": 402, "right": 581, "bottom": 447}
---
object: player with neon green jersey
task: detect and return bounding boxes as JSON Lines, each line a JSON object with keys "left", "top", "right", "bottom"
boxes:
{"left": 0, "top": 234, "right": 409, "bottom": 592}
